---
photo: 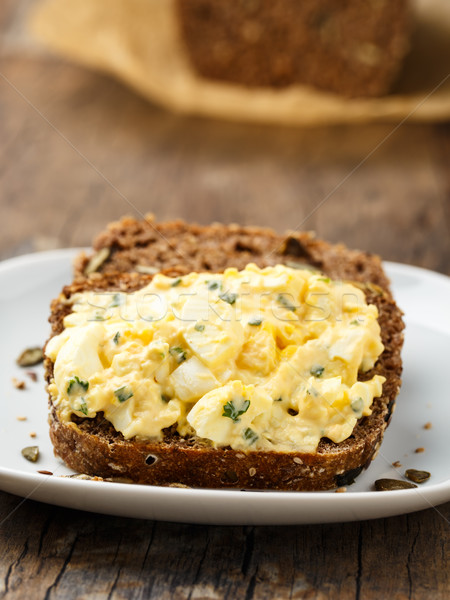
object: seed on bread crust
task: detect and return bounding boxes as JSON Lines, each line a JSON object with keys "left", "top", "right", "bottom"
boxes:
{"left": 84, "top": 247, "right": 111, "bottom": 275}
{"left": 135, "top": 264, "right": 159, "bottom": 275}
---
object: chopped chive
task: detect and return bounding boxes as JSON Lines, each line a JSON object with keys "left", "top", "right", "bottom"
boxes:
{"left": 194, "top": 323, "right": 205, "bottom": 332}
{"left": 109, "top": 293, "right": 124, "bottom": 308}
{"left": 243, "top": 427, "right": 258, "bottom": 445}
{"left": 67, "top": 376, "right": 89, "bottom": 395}
{"left": 113, "top": 331, "right": 121, "bottom": 345}
{"left": 171, "top": 277, "right": 182, "bottom": 287}
{"left": 222, "top": 398, "right": 250, "bottom": 423}
{"left": 248, "top": 317, "right": 263, "bottom": 326}
{"left": 310, "top": 365, "right": 324, "bottom": 378}
{"left": 206, "top": 280, "right": 219, "bottom": 291}
{"left": 79, "top": 398, "right": 88, "bottom": 416}
{"left": 219, "top": 291, "right": 238, "bottom": 305}
{"left": 318, "top": 277, "right": 331, "bottom": 283}
{"left": 276, "top": 294, "right": 296, "bottom": 312}
{"left": 114, "top": 386, "right": 133, "bottom": 403}
{"left": 169, "top": 347, "right": 187, "bottom": 363}
{"left": 307, "top": 388, "right": 318, "bottom": 397}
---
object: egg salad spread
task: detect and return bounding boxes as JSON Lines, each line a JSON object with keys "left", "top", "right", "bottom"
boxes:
{"left": 46, "top": 264, "right": 385, "bottom": 453}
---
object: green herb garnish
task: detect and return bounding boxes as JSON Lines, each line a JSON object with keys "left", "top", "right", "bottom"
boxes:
{"left": 113, "top": 331, "right": 121, "bottom": 345}
{"left": 351, "top": 397, "right": 364, "bottom": 414}
{"left": 169, "top": 347, "right": 187, "bottom": 363}
{"left": 318, "top": 277, "right": 331, "bottom": 283}
{"left": 222, "top": 398, "right": 250, "bottom": 423}
{"left": 79, "top": 398, "right": 88, "bottom": 416}
{"left": 67, "top": 376, "right": 89, "bottom": 395}
{"left": 310, "top": 365, "right": 324, "bottom": 378}
{"left": 171, "top": 277, "right": 182, "bottom": 287}
{"left": 350, "top": 319, "right": 360, "bottom": 326}
{"left": 219, "top": 291, "right": 238, "bottom": 305}
{"left": 109, "top": 293, "right": 124, "bottom": 308}
{"left": 206, "top": 280, "right": 220, "bottom": 291}
{"left": 194, "top": 323, "right": 205, "bottom": 332}
{"left": 248, "top": 317, "right": 263, "bottom": 326}
{"left": 93, "top": 313, "right": 106, "bottom": 321}
{"left": 114, "top": 386, "right": 133, "bottom": 403}
{"left": 276, "top": 293, "right": 296, "bottom": 312}
{"left": 243, "top": 428, "right": 258, "bottom": 445}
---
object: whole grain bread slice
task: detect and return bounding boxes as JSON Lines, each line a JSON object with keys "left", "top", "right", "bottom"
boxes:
{"left": 47, "top": 219, "right": 404, "bottom": 490}
{"left": 74, "top": 215, "right": 392, "bottom": 292}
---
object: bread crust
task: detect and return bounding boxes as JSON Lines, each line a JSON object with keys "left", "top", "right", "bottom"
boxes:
{"left": 47, "top": 220, "right": 404, "bottom": 490}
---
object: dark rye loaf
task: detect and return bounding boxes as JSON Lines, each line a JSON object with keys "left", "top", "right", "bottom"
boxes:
{"left": 47, "top": 219, "right": 404, "bottom": 490}
{"left": 175, "top": 0, "right": 411, "bottom": 98}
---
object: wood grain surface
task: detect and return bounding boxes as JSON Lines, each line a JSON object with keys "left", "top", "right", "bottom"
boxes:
{"left": 0, "top": 2, "right": 449, "bottom": 599}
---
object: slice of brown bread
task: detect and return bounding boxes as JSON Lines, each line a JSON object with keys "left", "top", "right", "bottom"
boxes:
{"left": 47, "top": 220, "right": 404, "bottom": 490}
{"left": 74, "top": 215, "right": 392, "bottom": 292}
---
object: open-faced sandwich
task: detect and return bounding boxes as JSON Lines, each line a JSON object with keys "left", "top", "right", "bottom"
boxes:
{"left": 44, "top": 217, "right": 404, "bottom": 490}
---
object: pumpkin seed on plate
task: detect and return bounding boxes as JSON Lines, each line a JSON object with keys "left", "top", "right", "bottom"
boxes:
{"left": 21, "top": 446, "right": 39, "bottom": 463}
{"left": 374, "top": 478, "right": 417, "bottom": 491}
{"left": 405, "top": 469, "right": 430, "bottom": 484}
{"left": 16, "top": 347, "right": 44, "bottom": 367}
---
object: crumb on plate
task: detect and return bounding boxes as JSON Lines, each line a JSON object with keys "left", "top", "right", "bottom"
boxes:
{"left": 12, "top": 378, "right": 26, "bottom": 390}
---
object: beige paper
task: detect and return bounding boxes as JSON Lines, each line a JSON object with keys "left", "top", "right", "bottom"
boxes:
{"left": 32, "top": 0, "right": 450, "bottom": 126}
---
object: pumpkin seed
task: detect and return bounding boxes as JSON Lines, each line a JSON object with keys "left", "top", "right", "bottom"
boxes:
{"left": 84, "top": 247, "right": 110, "bottom": 275}
{"left": 16, "top": 347, "right": 44, "bottom": 367}
{"left": 135, "top": 264, "right": 159, "bottom": 275}
{"left": 405, "top": 469, "right": 430, "bottom": 484}
{"left": 21, "top": 446, "right": 39, "bottom": 463}
{"left": 374, "top": 478, "right": 417, "bottom": 491}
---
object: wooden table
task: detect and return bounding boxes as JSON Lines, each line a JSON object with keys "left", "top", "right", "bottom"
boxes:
{"left": 1, "top": 3, "right": 449, "bottom": 598}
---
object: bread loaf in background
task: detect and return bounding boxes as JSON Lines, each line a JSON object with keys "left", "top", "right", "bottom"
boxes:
{"left": 176, "top": 0, "right": 412, "bottom": 97}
